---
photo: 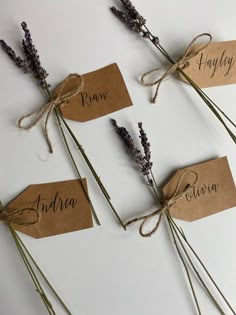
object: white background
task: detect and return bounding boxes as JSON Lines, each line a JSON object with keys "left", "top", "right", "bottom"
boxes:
{"left": 0, "top": 0, "right": 236, "bottom": 314}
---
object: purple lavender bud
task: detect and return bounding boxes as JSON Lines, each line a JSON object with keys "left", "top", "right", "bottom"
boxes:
{"left": 111, "top": 119, "right": 141, "bottom": 156}
{"left": 111, "top": 7, "right": 142, "bottom": 34}
{"left": 21, "top": 21, "right": 49, "bottom": 88}
{"left": 111, "top": 7, "right": 130, "bottom": 24}
{"left": 120, "top": 0, "right": 146, "bottom": 25}
{"left": 111, "top": 3, "right": 145, "bottom": 34}
{"left": 151, "top": 36, "right": 159, "bottom": 45}
{"left": 0, "top": 22, "right": 49, "bottom": 89}
{"left": 111, "top": 119, "right": 153, "bottom": 179}
{"left": 138, "top": 122, "right": 153, "bottom": 171}
{"left": 142, "top": 31, "right": 150, "bottom": 39}
{"left": 138, "top": 122, "right": 151, "bottom": 159}
{"left": 0, "top": 40, "right": 29, "bottom": 72}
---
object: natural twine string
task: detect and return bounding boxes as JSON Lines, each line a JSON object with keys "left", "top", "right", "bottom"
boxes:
{"left": 141, "top": 33, "right": 212, "bottom": 103}
{"left": 0, "top": 207, "right": 40, "bottom": 226}
{"left": 18, "top": 73, "right": 84, "bottom": 153}
{"left": 124, "top": 171, "right": 199, "bottom": 237}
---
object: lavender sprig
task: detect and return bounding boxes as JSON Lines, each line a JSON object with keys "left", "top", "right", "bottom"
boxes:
{"left": 112, "top": 120, "right": 236, "bottom": 314}
{"left": 0, "top": 22, "right": 50, "bottom": 89}
{"left": 0, "top": 40, "right": 29, "bottom": 72}
{"left": 21, "top": 22, "right": 49, "bottom": 89}
{"left": 111, "top": 119, "right": 153, "bottom": 184}
{"left": 111, "top": 7, "right": 142, "bottom": 34}
{"left": 138, "top": 122, "right": 152, "bottom": 169}
{"left": 111, "top": 1, "right": 157, "bottom": 41}
{"left": 0, "top": 21, "right": 126, "bottom": 311}
{"left": 111, "top": 0, "right": 236, "bottom": 144}
{"left": 0, "top": 22, "right": 49, "bottom": 89}
{"left": 120, "top": 0, "right": 142, "bottom": 20}
{"left": 0, "top": 200, "right": 72, "bottom": 315}
{"left": 1, "top": 21, "right": 125, "bottom": 229}
{"left": 111, "top": 0, "right": 146, "bottom": 34}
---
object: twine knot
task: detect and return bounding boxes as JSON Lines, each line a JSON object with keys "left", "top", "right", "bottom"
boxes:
{"left": 18, "top": 73, "right": 84, "bottom": 153}
{"left": 141, "top": 33, "right": 212, "bottom": 103}
{"left": 124, "top": 170, "right": 199, "bottom": 237}
{"left": 0, "top": 207, "right": 40, "bottom": 226}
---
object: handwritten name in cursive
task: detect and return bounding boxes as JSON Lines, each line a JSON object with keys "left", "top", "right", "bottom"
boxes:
{"left": 80, "top": 91, "right": 108, "bottom": 107}
{"left": 196, "top": 49, "right": 236, "bottom": 78}
{"left": 30, "top": 192, "right": 78, "bottom": 213}
{"left": 185, "top": 183, "right": 219, "bottom": 203}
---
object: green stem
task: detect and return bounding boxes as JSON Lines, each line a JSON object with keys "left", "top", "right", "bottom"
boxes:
{"left": 150, "top": 169, "right": 163, "bottom": 201}
{"left": 148, "top": 185, "right": 202, "bottom": 314}
{"left": 44, "top": 82, "right": 124, "bottom": 229}
{"left": 178, "top": 69, "right": 236, "bottom": 143}
{"left": 9, "top": 225, "right": 56, "bottom": 315}
{"left": 165, "top": 214, "right": 202, "bottom": 315}
{"left": 45, "top": 83, "right": 108, "bottom": 197}
{"left": 41, "top": 82, "right": 101, "bottom": 225}
{"left": 56, "top": 109, "right": 125, "bottom": 230}
{"left": 0, "top": 200, "right": 72, "bottom": 314}
{"left": 148, "top": 176, "right": 161, "bottom": 203}
{"left": 15, "top": 232, "right": 72, "bottom": 315}
{"left": 168, "top": 214, "right": 236, "bottom": 314}
{"left": 56, "top": 110, "right": 110, "bottom": 200}
{"left": 147, "top": 183, "right": 231, "bottom": 313}
{"left": 54, "top": 109, "right": 101, "bottom": 226}
{"left": 165, "top": 212, "right": 226, "bottom": 314}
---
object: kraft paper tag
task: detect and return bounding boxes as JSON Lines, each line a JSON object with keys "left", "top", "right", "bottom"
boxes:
{"left": 163, "top": 157, "right": 236, "bottom": 221}
{"left": 7, "top": 179, "right": 93, "bottom": 238}
{"left": 54, "top": 63, "right": 132, "bottom": 121}
{"left": 179, "top": 40, "right": 236, "bottom": 88}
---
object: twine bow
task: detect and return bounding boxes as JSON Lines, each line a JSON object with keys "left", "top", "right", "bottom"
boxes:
{"left": 141, "top": 33, "right": 212, "bottom": 103}
{"left": 0, "top": 207, "right": 40, "bottom": 226}
{"left": 124, "top": 171, "right": 199, "bottom": 237}
{"left": 18, "top": 73, "right": 84, "bottom": 153}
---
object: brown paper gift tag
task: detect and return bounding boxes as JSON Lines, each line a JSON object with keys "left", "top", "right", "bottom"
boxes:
{"left": 7, "top": 179, "right": 93, "bottom": 238}
{"left": 163, "top": 157, "right": 236, "bottom": 221}
{"left": 179, "top": 40, "right": 236, "bottom": 88}
{"left": 54, "top": 63, "right": 132, "bottom": 122}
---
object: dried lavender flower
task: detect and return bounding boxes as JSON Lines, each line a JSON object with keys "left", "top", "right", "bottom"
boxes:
{"left": 0, "top": 22, "right": 49, "bottom": 89}
{"left": 120, "top": 0, "right": 146, "bottom": 24}
{"left": 111, "top": 118, "right": 143, "bottom": 161}
{"left": 111, "top": 119, "right": 153, "bottom": 183}
{"left": 111, "top": 7, "right": 142, "bottom": 33}
{"left": 0, "top": 40, "right": 29, "bottom": 72}
{"left": 138, "top": 122, "right": 152, "bottom": 169}
{"left": 151, "top": 36, "right": 160, "bottom": 45}
{"left": 21, "top": 22, "right": 49, "bottom": 89}
{"left": 110, "top": 1, "right": 236, "bottom": 144}
{"left": 111, "top": 0, "right": 146, "bottom": 35}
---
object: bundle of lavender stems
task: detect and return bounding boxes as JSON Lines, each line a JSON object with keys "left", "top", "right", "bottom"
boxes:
{"left": 0, "top": 199, "right": 72, "bottom": 314}
{"left": 112, "top": 119, "right": 236, "bottom": 315}
{"left": 0, "top": 22, "right": 124, "bottom": 229}
{"left": 111, "top": 0, "right": 236, "bottom": 144}
{"left": 0, "top": 21, "right": 124, "bottom": 314}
